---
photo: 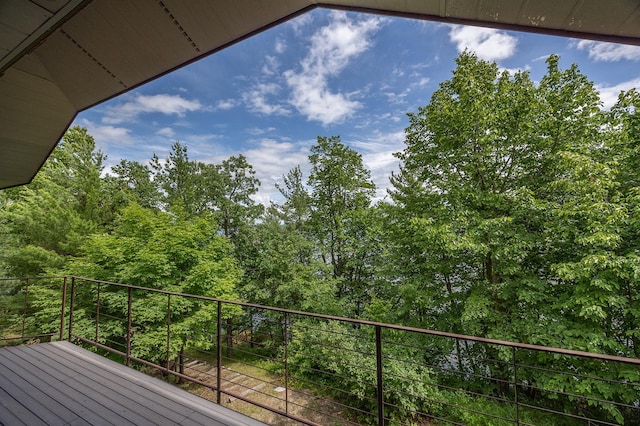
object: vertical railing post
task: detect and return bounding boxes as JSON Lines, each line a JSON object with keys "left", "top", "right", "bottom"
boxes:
{"left": 216, "top": 300, "right": 222, "bottom": 404}
{"left": 226, "top": 317, "right": 233, "bottom": 358}
{"left": 513, "top": 346, "right": 520, "bottom": 425}
{"left": 166, "top": 294, "right": 171, "bottom": 377}
{"left": 59, "top": 277, "right": 67, "bottom": 341}
{"left": 249, "top": 313, "right": 254, "bottom": 349}
{"left": 376, "top": 325, "right": 385, "bottom": 426}
{"left": 21, "top": 278, "right": 29, "bottom": 338}
{"left": 95, "top": 282, "right": 101, "bottom": 342}
{"left": 68, "top": 277, "right": 76, "bottom": 340}
{"left": 126, "top": 286, "right": 132, "bottom": 367}
{"left": 284, "top": 312, "right": 289, "bottom": 415}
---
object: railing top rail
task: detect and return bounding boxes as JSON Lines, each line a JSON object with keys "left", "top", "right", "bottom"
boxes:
{"left": 0, "top": 276, "right": 67, "bottom": 282}
{"left": 69, "top": 276, "right": 640, "bottom": 366}
{"left": 17, "top": 275, "right": 640, "bottom": 366}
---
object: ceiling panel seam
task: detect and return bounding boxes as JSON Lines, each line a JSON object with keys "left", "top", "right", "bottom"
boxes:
{"left": 59, "top": 28, "right": 127, "bottom": 89}
{"left": 516, "top": 0, "right": 529, "bottom": 26}
{"left": 0, "top": 0, "right": 93, "bottom": 76}
{"left": 475, "top": 0, "right": 482, "bottom": 19}
{"left": 563, "top": 0, "right": 585, "bottom": 28}
{"left": 619, "top": 4, "right": 640, "bottom": 34}
{"left": 157, "top": 0, "right": 200, "bottom": 53}
{"left": 10, "top": 64, "right": 54, "bottom": 85}
{"left": 34, "top": 2, "right": 56, "bottom": 15}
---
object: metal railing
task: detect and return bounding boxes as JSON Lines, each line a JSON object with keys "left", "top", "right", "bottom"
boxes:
{"left": 0, "top": 276, "right": 68, "bottom": 345}
{"left": 2, "top": 275, "right": 639, "bottom": 425}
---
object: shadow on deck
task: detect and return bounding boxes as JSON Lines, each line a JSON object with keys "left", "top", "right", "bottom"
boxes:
{"left": 0, "top": 341, "right": 266, "bottom": 426}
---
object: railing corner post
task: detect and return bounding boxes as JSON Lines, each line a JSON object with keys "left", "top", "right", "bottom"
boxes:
{"left": 513, "top": 346, "right": 520, "bottom": 426}
{"left": 166, "top": 293, "right": 171, "bottom": 378}
{"left": 68, "top": 277, "right": 76, "bottom": 341}
{"left": 126, "top": 286, "right": 132, "bottom": 367}
{"left": 284, "top": 312, "right": 290, "bottom": 415}
{"left": 216, "top": 300, "right": 222, "bottom": 404}
{"left": 376, "top": 325, "right": 384, "bottom": 426}
{"left": 21, "top": 277, "right": 29, "bottom": 338}
{"left": 59, "top": 276, "right": 68, "bottom": 341}
{"left": 95, "top": 282, "right": 101, "bottom": 342}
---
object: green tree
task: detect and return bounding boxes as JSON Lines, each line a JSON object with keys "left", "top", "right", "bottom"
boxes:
{"left": 0, "top": 127, "right": 113, "bottom": 276}
{"left": 69, "top": 204, "right": 242, "bottom": 365}
{"left": 110, "top": 159, "right": 160, "bottom": 210}
{"left": 389, "top": 52, "right": 618, "bottom": 342}
{"left": 238, "top": 213, "right": 340, "bottom": 314}
{"left": 608, "top": 89, "right": 640, "bottom": 358}
{"left": 388, "top": 52, "right": 638, "bottom": 421}
{"left": 213, "top": 155, "right": 262, "bottom": 239}
{"left": 274, "top": 165, "right": 312, "bottom": 230}
{"left": 149, "top": 146, "right": 262, "bottom": 239}
{"left": 307, "top": 136, "right": 376, "bottom": 315}
{"left": 151, "top": 141, "right": 204, "bottom": 215}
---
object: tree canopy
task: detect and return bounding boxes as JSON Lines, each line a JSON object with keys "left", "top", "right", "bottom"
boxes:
{"left": 2, "top": 52, "right": 639, "bottom": 424}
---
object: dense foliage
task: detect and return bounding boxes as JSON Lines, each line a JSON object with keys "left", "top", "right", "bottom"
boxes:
{"left": 1, "top": 52, "right": 639, "bottom": 423}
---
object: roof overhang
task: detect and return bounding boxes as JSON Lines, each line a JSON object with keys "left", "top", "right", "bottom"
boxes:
{"left": 2, "top": 0, "right": 639, "bottom": 189}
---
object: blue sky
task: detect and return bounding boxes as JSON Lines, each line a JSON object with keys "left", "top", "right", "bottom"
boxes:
{"left": 73, "top": 8, "right": 640, "bottom": 204}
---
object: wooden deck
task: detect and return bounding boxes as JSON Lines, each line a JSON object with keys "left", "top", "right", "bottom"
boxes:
{"left": 0, "top": 341, "right": 266, "bottom": 426}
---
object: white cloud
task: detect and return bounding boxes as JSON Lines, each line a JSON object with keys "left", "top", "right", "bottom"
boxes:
{"left": 246, "top": 127, "right": 276, "bottom": 136}
{"left": 184, "top": 133, "right": 224, "bottom": 149}
{"left": 574, "top": 40, "right": 640, "bottom": 62}
{"left": 499, "top": 65, "right": 531, "bottom": 75}
{"left": 596, "top": 78, "right": 640, "bottom": 109}
{"left": 261, "top": 55, "right": 280, "bottom": 76}
{"left": 177, "top": 134, "right": 225, "bottom": 159}
{"left": 350, "top": 131, "right": 405, "bottom": 201}
{"left": 284, "top": 11, "right": 383, "bottom": 125}
{"left": 275, "top": 38, "right": 286, "bottom": 54}
{"left": 285, "top": 74, "right": 360, "bottom": 125}
{"left": 374, "top": 112, "right": 402, "bottom": 124}
{"left": 449, "top": 25, "right": 518, "bottom": 61}
{"left": 384, "top": 89, "right": 410, "bottom": 105}
{"left": 243, "top": 139, "right": 311, "bottom": 203}
{"left": 392, "top": 68, "right": 405, "bottom": 78}
{"left": 75, "top": 118, "right": 133, "bottom": 146}
{"left": 533, "top": 54, "right": 552, "bottom": 62}
{"left": 215, "top": 98, "right": 239, "bottom": 110}
{"left": 415, "top": 77, "right": 430, "bottom": 87}
{"left": 288, "top": 12, "right": 313, "bottom": 33}
{"left": 102, "top": 94, "right": 204, "bottom": 124}
{"left": 156, "top": 127, "right": 175, "bottom": 137}
{"left": 74, "top": 117, "right": 161, "bottom": 171}
{"left": 242, "top": 83, "right": 291, "bottom": 116}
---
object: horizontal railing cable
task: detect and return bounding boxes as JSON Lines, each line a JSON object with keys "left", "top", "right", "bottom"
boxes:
{"left": 5, "top": 275, "right": 639, "bottom": 426}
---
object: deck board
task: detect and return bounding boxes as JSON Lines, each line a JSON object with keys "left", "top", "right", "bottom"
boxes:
{"left": 26, "top": 345, "right": 179, "bottom": 424}
{"left": 0, "top": 341, "right": 266, "bottom": 426}
{"left": 0, "top": 348, "right": 113, "bottom": 425}
{"left": 1, "top": 345, "right": 137, "bottom": 425}
{"left": 33, "top": 344, "right": 197, "bottom": 423}
{"left": 0, "top": 359, "right": 78, "bottom": 425}
{"left": 0, "top": 384, "right": 49, "bottom": 426}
